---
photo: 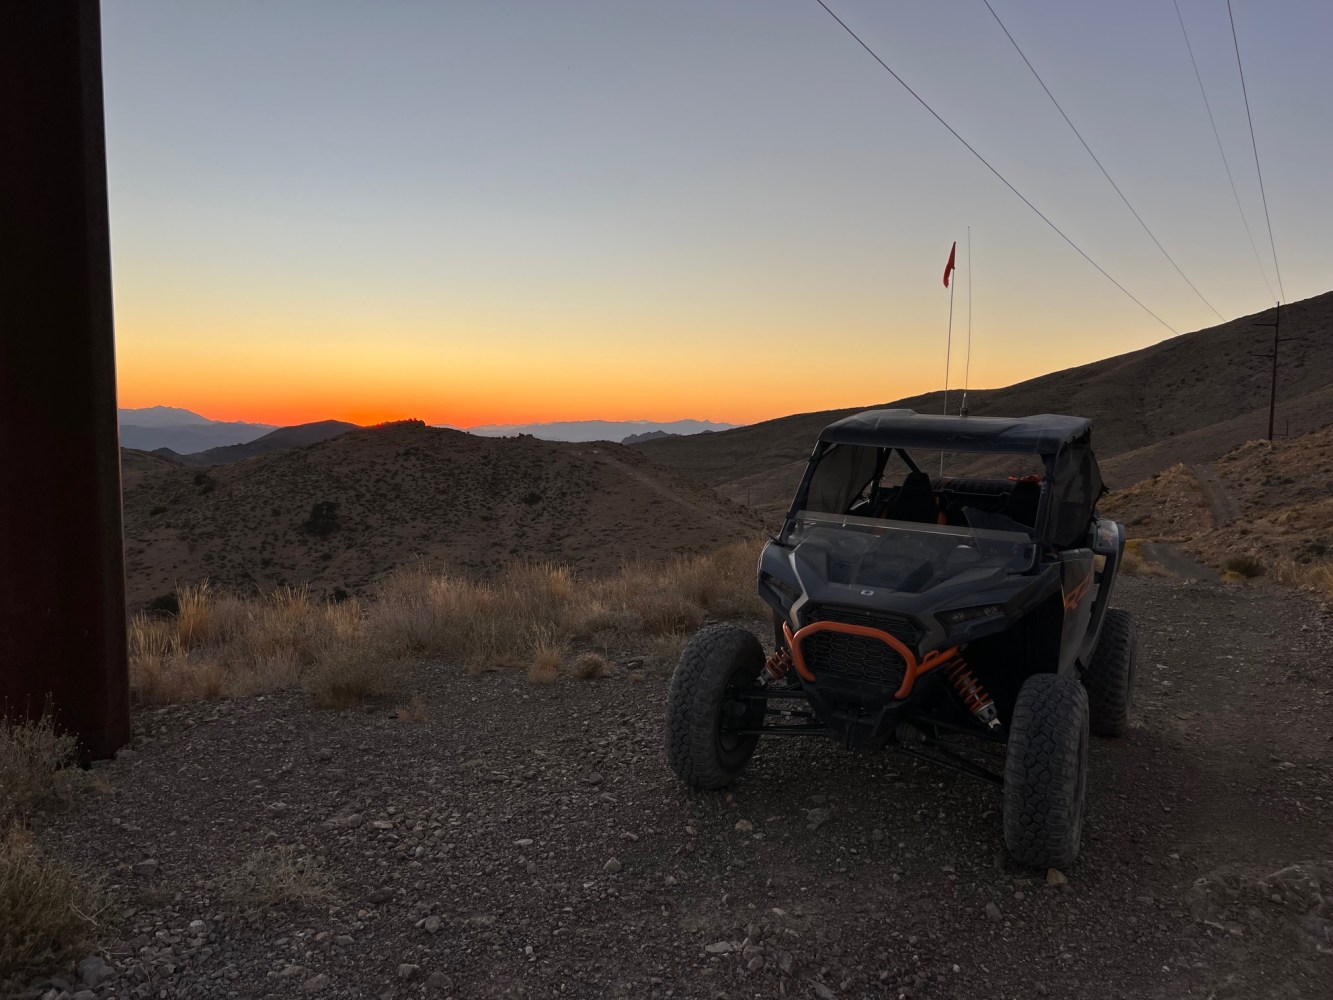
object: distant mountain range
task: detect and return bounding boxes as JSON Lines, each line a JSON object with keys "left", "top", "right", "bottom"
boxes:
{"left": 118, "top": 406, "right": 277, "bottom": 454}
{"left": 153, "top": 420, "right": 361, "bottom": 466}
{"left": 461, "top": 419, "right": 735, "bottom": 443}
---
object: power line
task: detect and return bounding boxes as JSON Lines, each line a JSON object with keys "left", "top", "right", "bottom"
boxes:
{"left": 811, "top": 0, "right": 1178, "bottom": 335}
{"left": 981, "top": 0, "right": 1222, "bottom": 321}
{"left": 1172, "top": 0, "right": 1274, "bottom": 301}
{"left": 1226, "top": 0, "right": 1285, "bottom": 301}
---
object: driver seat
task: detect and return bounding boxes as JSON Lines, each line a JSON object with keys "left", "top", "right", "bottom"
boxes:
{"left": 881, "top": 472, "right": 937, "bottom": 524}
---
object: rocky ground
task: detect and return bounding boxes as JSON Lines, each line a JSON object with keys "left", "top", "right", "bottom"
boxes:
{"left": 11, "top": 575, "right": 1333, "bottom": 1000}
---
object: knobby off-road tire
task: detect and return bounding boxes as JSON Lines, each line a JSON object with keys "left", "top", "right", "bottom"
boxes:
{"left": 1083, "top": 608, "right": 1136, "bottom": 736}
{"left": 1003, "top": 673, "right": 1090, "bottom": 870}
{"left": 665, "top": 625, "right": 766, "bottom": 790}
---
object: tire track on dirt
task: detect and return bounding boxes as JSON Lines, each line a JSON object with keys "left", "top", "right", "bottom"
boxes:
{"left": 1190, "top": 462, "right": 1241, "bottom": 527}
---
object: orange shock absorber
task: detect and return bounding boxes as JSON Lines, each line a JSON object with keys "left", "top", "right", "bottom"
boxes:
{"left": 946, "top": 658, "right": 1001, "bottom": 731}
{"left": 764, "top": 647, "right": 793, "bottom": 681}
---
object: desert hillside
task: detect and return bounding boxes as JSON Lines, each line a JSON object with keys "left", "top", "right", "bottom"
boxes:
{"left": 1102, "top": 423, "right": 1333, "bottom": 575}
{"left": 121, "top": 421, "right": 764, "bottom": 605}
{"left": 638, "top": 291, "right": 1333, "bottom": 512}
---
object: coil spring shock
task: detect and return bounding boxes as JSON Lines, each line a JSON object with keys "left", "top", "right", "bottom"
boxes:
{"left": 765, "top": 647, "right": 792, "bottom": 681}
{"left": 947, "top": 658, "right": 1001, "bottom": 730}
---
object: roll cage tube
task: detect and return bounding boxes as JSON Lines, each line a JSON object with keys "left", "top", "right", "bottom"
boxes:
{"left": 785, "top": 441, "right": 1063, "bottom": 547}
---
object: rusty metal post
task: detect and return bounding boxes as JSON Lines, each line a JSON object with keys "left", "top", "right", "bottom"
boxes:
{"left": 0, "top": 1, "right": 131, "bottom": 760}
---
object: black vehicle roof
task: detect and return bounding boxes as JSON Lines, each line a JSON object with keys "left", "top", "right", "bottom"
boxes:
{"left": 818, "top": 409, "right": 1092, "bottom": 454}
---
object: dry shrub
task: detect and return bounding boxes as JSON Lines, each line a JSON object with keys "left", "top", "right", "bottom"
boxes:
{"left": 644, "top": 631, "right": 691, "bottom": 668}
{"left": 0, "top": 826, "right": 105, "bottom": 976}
{"left": 1120, "top": 546, "right": 1171, "bottom": 578}
{"left": 219, "top": 845, "right": 335, "bottom": 913}
{"left": 396, "top": 693, "right": 429, "bottom": 723}
{"left": 528, "top": 635, "right": 562, "bottom": 685}
{"left": 1270, "top": 557, "right": 1333, "bottom": 599}
{"left": 127, "top": 538, "right": 768, "bottom": 707}
{"left": 306, "top": 635, "right": 395, "bottom": 710}
{"left": 0, "top": 713, "right": 77, "bottom": 829}
{"left": 570, "top": 652, "right": 611, "bottom": 680}
{"left": 1224, "top": 555, "right": 1265, "bottom": 579}
{"left": 1221, "top": 569, "right": 1247, "bottom": 585}
{"left": 176, "top": 581, "right": 249, "bottom": 650}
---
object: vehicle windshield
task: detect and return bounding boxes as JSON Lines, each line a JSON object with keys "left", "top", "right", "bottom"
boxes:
{"left": 787, "top": 511, "right": 1037, "bottom": 594}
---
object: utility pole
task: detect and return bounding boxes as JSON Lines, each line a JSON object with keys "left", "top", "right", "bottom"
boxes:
{"left": 1252, "top": 302, "right": 1282, "bottom": 442}
{"left": 0, "top": 2, "right": 131, "bottom": 760}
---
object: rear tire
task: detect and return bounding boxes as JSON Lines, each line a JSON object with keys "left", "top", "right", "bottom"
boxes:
{"left": 1083, "top": 609, "right": 1136, "bottom": 736}
{"left": 1003, "top": 673, "right": 1089, "bottom": 870}
{"left": 665, "top": 625, "right": 766, "bottom": 789}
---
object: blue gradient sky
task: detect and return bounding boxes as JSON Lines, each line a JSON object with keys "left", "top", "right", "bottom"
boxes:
{"left": 102, "top": 1, "right": 1331, "bottom": 426}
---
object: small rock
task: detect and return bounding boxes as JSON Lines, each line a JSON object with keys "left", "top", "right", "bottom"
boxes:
{"left": 778, "top": 951, "right": 794, "bottom": 975}
{"left": 1046, "top": 868, "right": 1068, "bottom": 886}
{"left": 77, "top": 956, "right": 113, "bottom": 988}
{"left": 603, "top": 858, "right": 623, "bottom": 874}
{"left": 704, "top": 941, "right": 734, "bottom": 955}
{"left": 334, "top": 935, "right": 354, "bottom": 946}
{"left": 367, "top": 888, "right": 393, "bottom": 905}
{"left": 425, "top": 971, "right": 454, "bottom": 992}
{"left": 514, "top": 838, "right": 534, "bottom": 847}
{"left": 584, "top": 772, "right": 604, "bottom": 785}
{"left": 422, "top": 916, "right": 442, "bottom": 933}
{"left": 812, "top": 981, "right": 836, "bottom": 999}
{"left": 397, "top": 963, "right": 420, "bottom": 980}
{"left": 984, "top": 902, "right": 1003, "bottom": 923}
{"left": 806, "top": 808, "right": 830, "bottom": 829}
{"left": 735, "top": 819, "right": 754, "bottom": 833}
{"left": 301, "top": 973, "right": 330, "bottom": 993}
{"left": 132, "top": 859, "right": 158, "bottom": 878}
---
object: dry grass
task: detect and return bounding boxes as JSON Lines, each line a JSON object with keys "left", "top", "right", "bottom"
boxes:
{"left": 219, "top": 845, "right": 336, "bottom": 913}
{"left": 570, "top": 652, "right": 611, "bottom": 680}
{"left": 528, "top": 637, "right": 563, "bottom": 685}
{"left": 1120, "top": 538, "right": 1172, "bottom": 578}
{"left": 128, "top": 539, "right": 766, "bottom": 705}
{"left": 0, "top": 714, "right": 78, "bottom": 830}
{"left": 0, "top": 826, "right": 106, "bottom": 976}
{"left": 1270, "top": 557, "right": 1333, "bottom": 600}
{"left": 0, "top": 717, "right": 105, "bottom": 977}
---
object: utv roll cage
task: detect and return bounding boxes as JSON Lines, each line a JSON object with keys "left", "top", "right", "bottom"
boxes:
{"left": 785, "top": 410, "right": 1105, "bottom": 550}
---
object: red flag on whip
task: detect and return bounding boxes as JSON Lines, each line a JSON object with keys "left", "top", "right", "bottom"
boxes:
{"left": 943, "top": 241, "right": 957, "bottom": 287}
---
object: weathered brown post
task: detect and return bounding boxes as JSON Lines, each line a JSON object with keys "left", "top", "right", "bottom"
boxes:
{"left": 0, "top": 1, "right": 131, "bottom": 760}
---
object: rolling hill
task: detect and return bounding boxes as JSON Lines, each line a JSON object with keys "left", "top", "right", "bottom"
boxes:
{"left": 155, "top": 419, "right": 360, "bottom": 465}
{"left": 636, "top": 291, "right": 1333, "bottom": 513}
{"left": 120, "top": 420, "right": 764, "bottom": 606}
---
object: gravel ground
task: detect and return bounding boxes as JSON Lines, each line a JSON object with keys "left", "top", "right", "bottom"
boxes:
{"left": 11, "top": 576, "right": 1333, "bottom": 1000}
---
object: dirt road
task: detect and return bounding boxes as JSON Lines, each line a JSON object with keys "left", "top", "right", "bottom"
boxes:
{"left": 15, "top": 576, "right": 1333, "bottom": 1000}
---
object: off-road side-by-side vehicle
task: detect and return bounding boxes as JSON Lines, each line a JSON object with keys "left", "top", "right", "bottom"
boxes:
{"left": 665, "top": 410, "right": 1137, "bottom": 868}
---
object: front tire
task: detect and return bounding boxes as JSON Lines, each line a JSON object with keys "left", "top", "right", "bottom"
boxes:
{"left": 1083, "top": 608, "right": 1136, "bottom": 736}
{"left": 665, "top": 625, "right": 766, "bottom": 789}
{"left": 1003, "top": 673, "right": 1090, "bottom": 870}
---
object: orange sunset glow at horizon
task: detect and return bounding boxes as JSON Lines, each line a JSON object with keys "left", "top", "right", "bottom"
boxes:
{"left": 104, "top": 3, "right": 1327, "bottom": 432}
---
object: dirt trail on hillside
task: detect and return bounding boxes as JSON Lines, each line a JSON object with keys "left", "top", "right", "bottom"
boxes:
{"left": 1190, "top": 463, "right": 1242, "bottom": 527}
{"left": 15, "top": 577, "right": 1333, "bottom": 1000}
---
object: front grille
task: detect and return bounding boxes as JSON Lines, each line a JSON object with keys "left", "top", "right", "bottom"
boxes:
{"left": 800, "top": 605, "right": 925, "bottom": 688}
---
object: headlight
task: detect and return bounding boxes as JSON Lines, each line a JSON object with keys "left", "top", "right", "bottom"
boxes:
{"left": 759, "top": 572, "right": 801, "bottom": 604}
{"left": 936, "top": 604, "right": 1005, "bottom": 629}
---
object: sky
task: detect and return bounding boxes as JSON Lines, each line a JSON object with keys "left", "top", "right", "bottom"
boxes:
{"left": 102, "top": 1, "right": 1332, "bottom": 428}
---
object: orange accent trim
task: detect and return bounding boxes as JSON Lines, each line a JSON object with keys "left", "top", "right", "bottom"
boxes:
{"left": 1062, "top": 569, "right": 1093, "bottom": 611}
{"left": 782, "top": 620, "right": 960, "bottom": 699}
